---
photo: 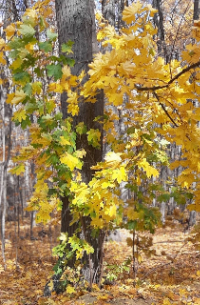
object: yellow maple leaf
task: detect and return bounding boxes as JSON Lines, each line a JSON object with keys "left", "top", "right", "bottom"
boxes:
{"left": 126, "top": 208, "right": 139, "bottom": 220}
{"left": 187, "top": 203, "right": 200, "bottom": 213}
{"left": 0, "top": 52, "right": 6, "bottom": 64}
{"left": 104, "top": 205, "right": 116, "bottom": 218}
{"left": 91, "top": 217, "right": 104, "bottom": 228}
{"left": 179, "top": 288, "right": 188, "bottom": 296}
{"left": 6, "top": 93, "right": 15, "bottom": 104}
{"left": 162, "top": 298, "right": 172, "bottom": 305}
{"left": 0, "top": 38, "right": 6, "bottom": 49}
{"left": 32, "top": 82, "right": 42, "bottom": 94}
{"left": 105, "top": 151, "right": 121, "bottom": 163}
{"left": 149, "top": 8, "right": 158, "bottom": 17}
{"left": 122, "top": 1, "right": 143, "bottom": 24}
{"left": 67, "top": 103, "right": 79, "bottom": 116}
{"left": 9, "top": 164, "right": 25, "bottom": 175}
{"left": 34, "top": 180, "right": 49, "bottom": 194}
{"left": 24, "top": 8, "right": 37, "bottom": 20}
{"left": 10, "top": 58, "right": 23, "bottom": 70}
{"left": 137, "top": 158, "right": 159, "bottom": 178}
{"left": 25, "top": 42, "right": 35, "bottom": 52}
{"left": 12, "top": 108, "right": 26, "bottom": 122}
{"left": 75, "top": 149, "right": 86, "bottom": 159}
{"left": 66, "top": 285, "right": 76, "bottom": 294}
{"left": 67, "top": 91, "right": 79, "bottom": 116}
{"left": 4, "top": 24, "right": 16, "bottom": 39}
{"left": 60, "top": 152, "right": 80, "bottom": 171}
{"left": 111, "top": 166, "right": 128, "bottom": 183}
{"left": 11, "top": 90, "right": 27, "bottom": 105}
{"left": 62, "top": 65, "right": 71, "bottom": 78}
{"left": 59, "top": 136, "right": 71, "bottom": 146}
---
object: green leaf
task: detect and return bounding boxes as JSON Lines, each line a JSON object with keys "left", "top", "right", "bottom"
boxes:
{"left": 61, "top": 41, "right": 74, "bottom": 54}
{"left": 8, "top": 37, "right": 23, "bottom": 51}
{"left": 34, "top": 67, "right": 43, "bottom": 77}
{"left": 87, "top": 128, "right": 101, "bottom": 148}
{"left": 127, "top": 126, "right": 135, "bottom": 135}
{"left": 127, "top": 220, "right": 137, "bottom": 230}
{"left": 64, "top": 57, "right": 75, "bottom": 67}
{"left": 157, "top": 193, "right": 171, "bottom": 203}
{"left": 39, "top": 41, "right": 52, "bottom": 52}
{"left": 21, "top": 117, "right": 31, "bottom": 129}
{"left": 54, "top": 112, "right": 63, "bottom": 121}
{"left": 25, "top": 101, "right": 38, "bottom": 113}
{"left": 19, "top": 24, "right": 35, "bottom": 37}
{"left": 46, "top": 100, "right": 56, "bottom": 113}
{"left": 76, "top": 122, "right": 87, "bottom": 135}
{"left": 46, "top": 64, "right": 63, "bottom": 81}
{"left": 46, "top": 154, "right": 60, "bottom": 166}
{"left": 24, "top": 83, "right": 32, "bottom": 96}
{"left": 39, "top": 17, "right": 46, "bottom": 31}
{"left": 22, "top": 15, "right": 36, "bottom": 27}
{"left": 47, "top": 29, "right": 58, "bottom": 41}
{"left": 39, "top": 114, "right": 56, "bottom": 128}
{"left": 13, "top": 71, "right": 31, "bottom": 83}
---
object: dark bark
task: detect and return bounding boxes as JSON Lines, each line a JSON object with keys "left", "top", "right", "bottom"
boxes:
{"left": 53, "top": 0, "right": 104, "bottom": 291}
{"left": 194, "top": 0, "right": 200, "bottom": 20}
{"left": 152, "top": 0, "right": 169, "bottom": 63}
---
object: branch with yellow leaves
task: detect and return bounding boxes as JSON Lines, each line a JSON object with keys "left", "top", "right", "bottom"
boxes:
{"left": 135, "top": 60, "right": 200, "bottom": 92}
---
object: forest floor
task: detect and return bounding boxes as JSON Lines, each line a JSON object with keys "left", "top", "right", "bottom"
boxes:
{"left": 0, "top": 219, "right": 200, "bottom": 305}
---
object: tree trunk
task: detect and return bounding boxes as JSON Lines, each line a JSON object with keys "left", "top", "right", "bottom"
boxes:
{"left": 153, "top": 0, "right": 169, "bottom": 62}
{"left": 54, "top": 0, "right": 104, "bottom": 288}
{"left": 194, "top": 0, "right": 200, "bottom": 20}
{"left": 102, "top": 0, "right": 116, "bottom": 27}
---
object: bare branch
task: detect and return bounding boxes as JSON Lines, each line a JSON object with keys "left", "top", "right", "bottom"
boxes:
{"left": 154, "top": 92, "right": 179, "bottom": 127}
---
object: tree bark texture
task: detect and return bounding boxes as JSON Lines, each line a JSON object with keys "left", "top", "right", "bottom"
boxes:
{"left": 55, "top": 0, "right": 104, "bottom": 285}
{"left": 102, "top": 0, "right": 116, "bottom": 27}
{"left": 152, "top": 0, "right": 169, "bottom": 62}
{"left": 194, "top": 0, "right": 200, "bottom": 20}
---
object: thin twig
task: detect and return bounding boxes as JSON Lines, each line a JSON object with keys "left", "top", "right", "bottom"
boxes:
{"left": 153, "top": 240, "right": 185, "bottom": 244}
{"left": 153, "top": 92, "right": 178, "bottom": 127}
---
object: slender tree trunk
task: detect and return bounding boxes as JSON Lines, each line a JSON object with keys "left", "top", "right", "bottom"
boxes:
{"left": 187, "top": 0, "right": 200, "bottom": 227}
{"left": 102, "top": 0, "right": 116, "bottom": 27}
{"left": 0, "top": 87, "right": 6, "bottom": 267}
{"left": 153, "top": 0, "right": 169, "bottom": 62}
{"left": 194, "top": 0, "right": 200, "bottom": 20}
{"left": 102, "top": 0, "right": 130, "bottom": 206}
{"left": 0, "top": 0, "right": 16, "bottom": 267}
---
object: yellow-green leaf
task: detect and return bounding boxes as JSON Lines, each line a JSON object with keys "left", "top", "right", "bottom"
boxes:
{"left": 11, "top": 90, "right": 27, "bottom": 105}
{"left": 9, "top": 164, "right": 25, "bottom": 175}
{"left": 66, "top": 285, "right": 76, "bottom": 294}
{"left": 60, "top": 152, "right": 80, "bottom": 171}
{"left": 13, "top": 108, "right": 26, "bottom": 122}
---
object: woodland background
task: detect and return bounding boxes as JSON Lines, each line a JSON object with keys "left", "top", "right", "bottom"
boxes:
{"left": 0, "top": 0, "right": 200, "bottom": 304}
